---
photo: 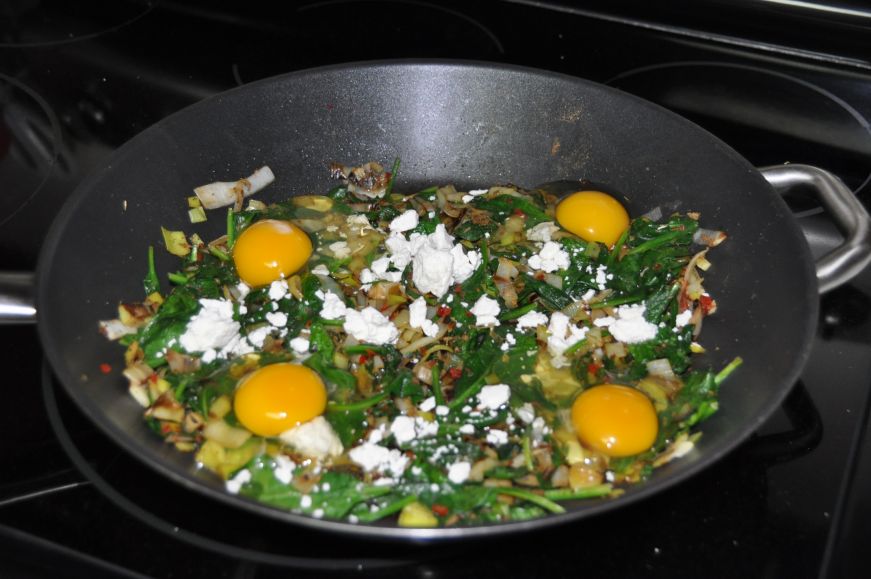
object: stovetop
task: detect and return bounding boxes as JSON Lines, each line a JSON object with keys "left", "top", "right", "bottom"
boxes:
{"left": 2, "top": 1, "right": 871, "bottom": 577}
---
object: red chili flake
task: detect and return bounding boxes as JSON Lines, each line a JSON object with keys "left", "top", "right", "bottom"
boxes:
{"left": 698, "top": 294, "right": 715, "bottom": 315}
{"left": 436, "top": 305, "right": 452, "bottom": 317}
{"left": 465, "top": 311, "right": 473, "bottom": 318}
{"left": 99, "top": 363, "right": 112, "bottom": 374}
{"left": 160, "top": 423, "right": 176, "bottom": 434}
{"left": 448, "top": 367, "right": 463, "bottom": 379}
{"left": 358, "top": 354, "right": 369, "bottom": 364}
{"left": 512, "top": 208, "right": 525, "bottom": 216}
{"left": 147, "top": 373, "right": 159, "bottom": 383}
{"left": 453, "top": 285, "right": 463, "bottom": 294}
{"left": 431, "top": 504, "right": 449, "bottom": 517}
{"left": 586, "top": 362, "right": 601, "bottom": 375}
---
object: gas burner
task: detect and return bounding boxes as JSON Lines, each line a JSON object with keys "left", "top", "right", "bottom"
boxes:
{"left": 606, "top": 61, "right": 871, "bottom": 209}
{"left": 223, "top": 0, "right": 505, "bottom": 84}
{"left": 0, "top": 0, "right": 154, "bottom": 47}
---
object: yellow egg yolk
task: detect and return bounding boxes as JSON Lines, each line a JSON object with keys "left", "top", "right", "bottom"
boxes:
{"left": 556, "top": 190, "right": 629, "bottom": 247}
{"left": 571, "top": 384, "right": 658, "bottom": 457}
{"left": 234, "top": 363, "right": 327, "bottom": 437}
{"left": 232, "top": 219, "right": 312, "bottom": 287}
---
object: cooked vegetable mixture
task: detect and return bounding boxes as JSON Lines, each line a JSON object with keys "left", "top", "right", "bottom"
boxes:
{"left": 102, "top": 160, "right": 740, "bottom": 527}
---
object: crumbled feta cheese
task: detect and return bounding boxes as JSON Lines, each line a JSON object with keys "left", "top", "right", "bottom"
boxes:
{"left": 516, "top": 402, "right": 535, "bottom": 424}
{"left": 390, "top": 415, "right": 439, "bottom": 444}
{"left": 526, "top": 221, "right": 560, "bottom": 242}
{"left": 527, "top": 241, "right": 570, "bottom": 272}
{"left": 547, "top": 311, "right": 589, "bottom": 368}
{"left": 389, "top": 209, "right": 420, "bottom": 233}
{"left": 470, "top": 295, "right": 501, "bottom": 327}
{"left": 235, "top": 282, "right": 251, "bottom": 299}
{"left": 311, "top": 264, "right": 330, "bottom": 276}
{"left": 179, "top": 298, "right": 253, "bottom": 359}
{"left": 273, "top": 455, "right": 296, "bottom": 485}
{"left": 581, "top": 288, "right": 596, "bottom": 302}
{"left": 343, "top": 307, "right": 399, "bottom": 345}
{"left": 505, "top": 333, "right": 516, "bottom": 346}
{"left": 268, "top": 280, "right": 289, "bottom": 301}
{"left": 486, "top": 429, "right": 509, "bottom": 446}
{"left": 435, "top": 405, "right": 449, "bottom": 416}
{"left": 515, "top": 310, "right": 549, "bottom": 331}
{"left": 450, "top": 244, "right": 481, "bottom": 284}
{"left": 461, "top": 188, "right": 489, "bottom": 203}
{"left": 290, "top": 336, "right": 310, "bottom": 354}
{"left": 225, "top": 469, "right": 251, "bottom": 494}
{"left": 607, "top": 304, "right": 659, "bottom": 343}
{"left": 531, "top": 416, "right": 549, "bottom": 445}
{"left": 447, "top": 461, "right": 472, "bottom": 484}
{"left": 317, "top": 290, "right": 348, "bottom": 320}
{"left": 265, "top": 311, "right": 288, "bottom": 327}
{"left": 329, "top": 241, "right": 351, "bottom": 259}
{"left": 409, "top": 296, "right": 439, "bottom": 337}
{"left": 419, "top": 396, "right": 437, "bottom": 412}
{"left": 395, "top": 224, "right": 482, "bottom": 297}
{"left": 675, "top": 309, "right": 693, "bottom": 328}
{"left": 300, "top": 495, "right": 312, "bottom": 508}
{"left": 595, "top": 264, "right": 609, "bottom": 290}
{"left": 278, "top": 416, "right": 344, "bottom": 460}
{"left": 312, "top": 508, "right": 324, "bottom": 518}
{"left": 412, "top": 243, "right": 454, "bottom": 297}
{"left": 477, "top": 384, "right": 511, "bottom": 410}
{"left": 348, "top": 442, "right": 409, "bottom": 477}
{"left": 459, "top": 424, "right": 475, "bottom": 434}
{"left": 371, "top": 256, "right": 391, "bottom": 275}
{"left": 346, "top": 214, "right": 374, "bottom": 234}
{"left": 246, "top": 326, "right": 271, "bottom": 348}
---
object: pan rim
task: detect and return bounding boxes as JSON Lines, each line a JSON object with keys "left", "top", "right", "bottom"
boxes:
{"left": 36, "top": 59, "right": 820, "bottom": 541}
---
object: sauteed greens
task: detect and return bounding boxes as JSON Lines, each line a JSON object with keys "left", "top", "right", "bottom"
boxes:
{"left": 102, "top": 161, "right": 740, "bottom": 527}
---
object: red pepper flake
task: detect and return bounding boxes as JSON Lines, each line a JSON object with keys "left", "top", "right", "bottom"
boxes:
{"left": 512, "top": 208, "right": 525, "bottom": 216}
{"left": 448, "top": 367, "right": 463, "bottom": 379}
{"left": 586, "top": 362, "right": 601, "bottom": 375}
{"left": 147, "top": 373, "right": 158, "bottom": 383}
{"left": 699, "top": 294, "right": 715, "bottom": 315}
{"left": 453, "top": 285, "right": 463, "bottom": 294}
{"left": 432, "top": 504, "right": 449, "bottom": 517}
{"left": 358, "top": 354, "right": 369, "bottom": 364}
{"left": 160, "top": 423, "right": 175, "bottom": 434}
{"left": 99, "top": 363, "right": 112, "bottom": 374}
{"left": 436, "top": 305, "right": 452, "bottom": 317}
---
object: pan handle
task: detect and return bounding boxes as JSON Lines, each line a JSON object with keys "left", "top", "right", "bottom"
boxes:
{"left": 760, "top": 164, "right": 871, "bottom": 294}
{"left": 0, "top": 272, "right": 36, "bottom": 324}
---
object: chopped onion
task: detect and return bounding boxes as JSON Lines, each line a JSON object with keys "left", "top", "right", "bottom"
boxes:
{"left": 401, "top": 336, "right": 439, "bottom": 355}
{"left": 641, "top": 206, "right": 663, "bottom": 222}
{"left": 693, "top": 228, "right": 728, "bottom": 247}
{"left": 194, "top": 166, "right": 275, "bottom": 210}
{"left": 645, "top": 358, "right": 676, "bottom": 380}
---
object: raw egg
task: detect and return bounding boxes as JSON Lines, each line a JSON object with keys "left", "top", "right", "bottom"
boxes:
{"left": 571, "top": 384, "right": 658, "bottom": 457}
{"left": 234, "top": 363, "right": 327, "bottom": 437}
{"left": 232, "top": 219, "right": 312, "bottom": 287}
{"left": 556, "top": 190, "right": 629, "bottom": 247}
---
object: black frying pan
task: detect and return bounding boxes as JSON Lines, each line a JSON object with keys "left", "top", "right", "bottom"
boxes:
{"left": 6, "top": 61, "right": 870, "bottom": 540}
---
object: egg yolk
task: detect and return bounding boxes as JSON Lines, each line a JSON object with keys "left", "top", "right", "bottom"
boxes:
{"left": 571, "top": 384, "right": 658, "bottom": 457}
{"left": 234, "top": 363, "right": 327, "bottom": 437}
{"left": 556, "top": 190, "right": 629, "bottom": 247}
{"left": 232, "top": 219, "right": 312, "bottom": 287}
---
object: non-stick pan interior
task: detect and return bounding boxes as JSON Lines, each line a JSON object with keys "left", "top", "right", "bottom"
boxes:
{"left": 37, "top": 61, "right": 818, "bottom": 539}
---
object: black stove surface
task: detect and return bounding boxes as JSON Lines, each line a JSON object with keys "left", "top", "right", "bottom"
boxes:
{"left": 2, "top": 1, "right": 871, "bottom": 577}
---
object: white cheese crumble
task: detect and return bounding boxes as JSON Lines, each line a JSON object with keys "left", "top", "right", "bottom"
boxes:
{"left": 435, "top": 405, "right": 449, "bottom": 416}
{"left": 343, "top": 307, "right": 399, "bottom": 345}
{"left": 268, "top": 280, "right": 289, "bottom": 301}
{"left": 526, "top": 221, "right": 560, "bottom": 242}
{"left": 514, "top": 310, "right": 549, "bottom": 331}
{"left": 265, "top": 311, "right": 288, "bottom": 327}
{"left": 278, "top": 416, "right": 344, "bottom": 460}
{"left": 594, "top": 264, "right": 613, "bottom": 290}
{"left": 273, "top": 455, "right": 296, "bottom": 485}
{"left": 348, "top": 442, "right": 409, "bottom": 477}
{"left": 595, "top": 304, "right": 659, "bottom": 344}
{"left": 390, "top": 415, "right": 439, "bottom": 445}
{"left": 675, "top": 309, "right": 693, "bottom": 328}
{"left": 527, "top": 241, "right": 570, "bottom": 272}
{"left": 459, "top": 424, "right": 475, "bottom": 434}
{"left": 418, "top": 396, "right": 437, "bottom": 412}
{"left": 486, "top": 429, "right": 509, "bottom": 446}
{"left": 225, "top": 468, "right": 251, "bottom": 494}
{"left": 346, "top": 214, "right": 374, "bottom": 235}
{"left": 461, "top": 188, "right": 489, "bottom": 203}
{"left": 515, "top": 402, "right": 535, "bottom": 425}
{"left": 477, "top": 384, "right": 511, "bottom": 410}
{"left": 447, "top": 461, "right": 472, "bottom": 484}
{"left": 317, "top": 290, "right": 348, "bottom": 320}
{"left": 389, "top": 209, "right": 420, "bottom": 233}
{"left": 547, "top": 311, "right": 589, "bottom": 368}
{"left": 289, "top": 336, "right": 310, "bottom": 354}
{"left": 329, "top": 241, "right": 351, "bottom": 259}
{"left": 409, "top": 296, "right": 439, "bottom": 337}
{"left": 470, "top": 295, "right": 501, "bottom": 327}
{"left": 246, "top": 326, "right": 271, "bottom": 349}
{"left": 310, "top": 264, "right": 330, "bottom": 276}
{"left": 179, "top": 298, "right": 253, "bottom": 359}
{"left": 300, "top": 495, "right": 313, "bottom": 508}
